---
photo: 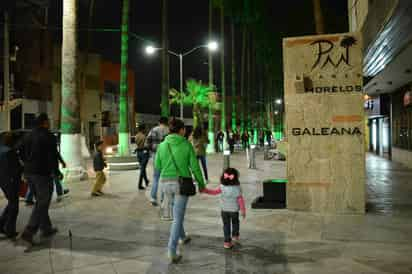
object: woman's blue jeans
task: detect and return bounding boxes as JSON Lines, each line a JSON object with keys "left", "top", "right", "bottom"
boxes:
{"left": 164, "top": 182, "right": 188, "bottom": 256}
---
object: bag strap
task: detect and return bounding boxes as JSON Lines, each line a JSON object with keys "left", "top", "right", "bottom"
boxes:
{"left": 166, "top": 143, "right": 182, "bottom": 177}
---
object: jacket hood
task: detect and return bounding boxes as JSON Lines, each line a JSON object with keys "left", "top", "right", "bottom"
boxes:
{"left": 164, "top": 134, "right": 186, "bottom": 146}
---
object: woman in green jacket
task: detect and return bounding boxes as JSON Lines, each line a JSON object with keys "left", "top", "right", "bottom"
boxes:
{"left": 155, "top": 119, "right": 206, "bottom": 263}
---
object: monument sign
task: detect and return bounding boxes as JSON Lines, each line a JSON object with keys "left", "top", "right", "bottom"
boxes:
{"left": 283, "top": 33, "right": 365, "bottom": 214}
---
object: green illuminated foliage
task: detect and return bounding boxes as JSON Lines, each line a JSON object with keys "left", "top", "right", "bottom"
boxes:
{"left": 170, "top": 79, "right": 217, "bottom": 128}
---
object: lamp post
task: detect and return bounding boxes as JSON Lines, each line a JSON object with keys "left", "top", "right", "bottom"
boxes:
{"left": 145, "top": 41, "right": 218, "bottom": 120}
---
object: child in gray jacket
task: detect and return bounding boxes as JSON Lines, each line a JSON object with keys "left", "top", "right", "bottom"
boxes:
{"left": 203, "top": 168, "right": 246, "bottom": 249}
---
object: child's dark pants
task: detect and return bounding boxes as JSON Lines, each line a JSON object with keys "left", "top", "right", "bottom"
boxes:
{"left": 221, "top": 211, "right": 239, "bottom": 242}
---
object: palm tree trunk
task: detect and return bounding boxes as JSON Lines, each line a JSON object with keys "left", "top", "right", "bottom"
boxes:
{"left": 220, "top": 6, "right": 227, "bottom": 150}
{"left": 246, "top": 32, "right": 252, "bottom": 144}
{"left": 61, "top": 0, "right": 86, "bottom": 180}
{"left": 313, "top": 0, "right": 325, "bottom": 34}
{"left": 231, "top": 22, "right": 236, "bottom": 133}
{"left": 207, "top": 0, "right": 215, "bottom": 154}
{"left": 118, "top": 0, "right": 130, "bottom": 156}
{"left": 240, "top": 26, "right": 246, "bottom": 135}
{"left": 161, "top": 0, "right": 170, "bottom": 117}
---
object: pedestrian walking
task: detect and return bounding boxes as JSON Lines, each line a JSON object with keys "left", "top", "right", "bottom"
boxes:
{"left": 202, "top": 167, "right": 246, "bottom": 249}
{"left": 216, "top": 130, "right": 224, "bottom": 152}
{"left": 0, "top": 132, "right": 23, "bottom": 239}
{"left": 18, "top": 113, "right": 60, "bottom": 247}
{"left": 190, "top": 127, "right": 209, "bottom": 181}
{"left": 91, "top": 140, "right": 107, "bottom": 197}
{"left": 25, "top": 149, "right": 68, "bottom": 204}
{"left": 154, "top": 119, "right": 206, "bottom": 263}
{"left": 135, "top": 124, "right": 150, "bottom": 190}
{"left": 241, "top": 131, "right": 249, "bottom": 150}
{"left": 228, "top": 129, "right": 235, "bottom": 154}
{"left": 145, "top": 117, "right": 169, "bottom": 206}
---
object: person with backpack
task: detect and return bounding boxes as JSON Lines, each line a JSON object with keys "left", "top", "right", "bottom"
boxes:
{"left": 0, "top": 132, "right": 23, "bottom": 239}
{"left": 145, "top": 117, "right": 169, "bottom": 206}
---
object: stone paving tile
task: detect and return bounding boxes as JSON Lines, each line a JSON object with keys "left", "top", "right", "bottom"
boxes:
{"left": 1, "top": 152, "right": 412, "bottom": 274}
{"left": 55, "top": 263, "right": 117, "bottom": 274}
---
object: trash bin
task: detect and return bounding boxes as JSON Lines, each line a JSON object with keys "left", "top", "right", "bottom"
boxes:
{"left": 252, "top": 179, "right": 287, "bottom": 209}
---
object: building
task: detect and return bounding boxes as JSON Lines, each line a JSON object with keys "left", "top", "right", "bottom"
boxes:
{"left": 1, "top": 5, "right": 136, "bottom": 152}
{"left": 349, "top": 0, "right": 412, "bottom": 168}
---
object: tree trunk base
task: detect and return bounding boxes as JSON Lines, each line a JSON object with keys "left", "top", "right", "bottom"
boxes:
{"left": 207, "top": 131, "right": 216, "bottom": 154}
{"left": 60, "top": 134, "right": 88, "bottom": 182}
{"left": 118, "top": 132, "right": 130, "bottom": 157}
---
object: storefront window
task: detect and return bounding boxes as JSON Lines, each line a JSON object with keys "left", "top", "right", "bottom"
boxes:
{"left": 393, "top": 88, "right": 412, "bottom": 151}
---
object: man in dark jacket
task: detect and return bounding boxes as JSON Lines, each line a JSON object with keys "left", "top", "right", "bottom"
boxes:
{"left": 18, "top": 113, "right": 59, "bottom": 246}
{"left": 0, "top": 132, "right": 23, "bottom": 239}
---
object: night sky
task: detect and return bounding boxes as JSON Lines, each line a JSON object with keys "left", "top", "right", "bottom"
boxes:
{"left": 49, "top": 0, "right": 348, "bottom": 115}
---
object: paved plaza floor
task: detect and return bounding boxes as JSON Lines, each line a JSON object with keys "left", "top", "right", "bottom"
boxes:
{"left": 1, "top": 152, "right": 412, "bottom": 274}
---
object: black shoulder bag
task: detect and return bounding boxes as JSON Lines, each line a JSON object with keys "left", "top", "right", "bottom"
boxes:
{"left": 167, "top": 143, "right": 196, "bottom": 196}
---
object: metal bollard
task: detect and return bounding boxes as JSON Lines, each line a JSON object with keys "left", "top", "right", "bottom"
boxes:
{"left": 249, "top": 145, "right": 257, "bottom": 169}
{"left": 223, "top": 150, "right": 231, "bottom": 170}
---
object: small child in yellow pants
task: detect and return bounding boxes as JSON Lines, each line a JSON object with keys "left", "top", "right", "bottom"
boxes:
{"left": 92, "top": 141, "right": 107, "bottom": 196}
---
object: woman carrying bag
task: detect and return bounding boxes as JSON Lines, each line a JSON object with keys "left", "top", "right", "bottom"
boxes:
{"left": 154, "top": 119, "right": 206, "bottom": 263}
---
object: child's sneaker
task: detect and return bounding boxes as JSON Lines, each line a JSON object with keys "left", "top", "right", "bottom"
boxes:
{"left": 223, "top": 242, "right": 233, "bottom": 249}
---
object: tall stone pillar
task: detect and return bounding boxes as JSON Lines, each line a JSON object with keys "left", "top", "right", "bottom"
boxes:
{"left": 283, "top": 33, "right": 365, "bottom": 214}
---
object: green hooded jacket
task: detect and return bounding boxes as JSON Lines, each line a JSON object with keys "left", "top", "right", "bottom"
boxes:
{"left": 155, "top": 134, "right": 206, "bottom": 190}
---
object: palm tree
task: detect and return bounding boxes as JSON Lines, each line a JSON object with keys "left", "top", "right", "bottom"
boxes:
{"left": 230, "top": 22, "right": 237, "bottom": 133}
{"left": 240, "top": 26, "right": 246, "bottom": 135}
{"left": 118, "top": 0, "right": 130, "bottom": 156}
{"left": 170, "top": 79, "right": 216, "bottom": 129}
{"left": 220, "top": 4, "right": 227, "bottom": 150}
{"left": 313, "top": 0, "right": 324, "bottom": 34}
{"left": 207, "top": 0, "right": 216, "bottom": 154}
{"left": 161, "top": 0, "right": 170, "bottom": 118}
{"left": 60, "top": 0, "right": 85, "bottom": 179}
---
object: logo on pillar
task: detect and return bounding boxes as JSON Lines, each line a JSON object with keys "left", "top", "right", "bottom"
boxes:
{"left": 311, "top": 36, "right": 357, "bottom": 70}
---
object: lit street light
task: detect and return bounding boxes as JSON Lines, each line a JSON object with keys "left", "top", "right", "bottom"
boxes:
{"left": 145, "top": 41, "right": 218, "bottom": 119}
{"left": 145, "top": 45, "right": 156, "bottom": 55}
{"left": 276, "top": 99, "right": 282, "bottom": 105}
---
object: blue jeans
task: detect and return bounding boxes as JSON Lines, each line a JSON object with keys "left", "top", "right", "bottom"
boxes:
{"left": 150, "top": 154, "right": 162, "bottom": 202}
{"left": 25, "top": 185, "right": 34, "bottom": 203}
{"left": 197, "top": 155, "right": 208, "bottom": 180}
{"left": 166, "top": 182, "right": 188, "bottom": 255}
{"left": 54, "top": 178, "right": 64, "bottom": 196}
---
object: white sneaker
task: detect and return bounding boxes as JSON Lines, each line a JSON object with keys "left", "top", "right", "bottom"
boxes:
{"left": 149, "top": 198, "right": 158, "bottom": 206}
{"left": 178, "top": 236, "right": 191, "bottom": 245}
{"left": 168, "top": 253, "right": 182, "bottom": 264}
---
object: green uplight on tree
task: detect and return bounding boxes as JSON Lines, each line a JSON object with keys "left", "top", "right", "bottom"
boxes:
{"left": 118, "top": 0, "right": 130, "bottom": 156}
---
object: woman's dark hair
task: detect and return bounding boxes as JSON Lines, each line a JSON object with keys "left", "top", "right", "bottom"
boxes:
{"left": 192, "top": 127, "right": 203, "bottom": 139}
{"left": 159, "top": 116, "right": 169, "bottom": 125}
{"left": 220, "top": 167, "right": 240, "bottom": 186}
{"left": 36, "top": 113, "right": 49, "bottom": 127}
{"left": 169, "top": 119, "right": 185, "bottom": 134}
{"left": 137, "top": 124, "right": 146, "bottom": 132}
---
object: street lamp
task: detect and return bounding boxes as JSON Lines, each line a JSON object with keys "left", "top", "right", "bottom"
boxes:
{"left": 275, "top": 99, "right": 282, "bottom": 105}
{"left": 144, "top": 41, "right": 219, "bottom": 120}
{"left": 145, "top": 45, "right": 156, "bottom": 55}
